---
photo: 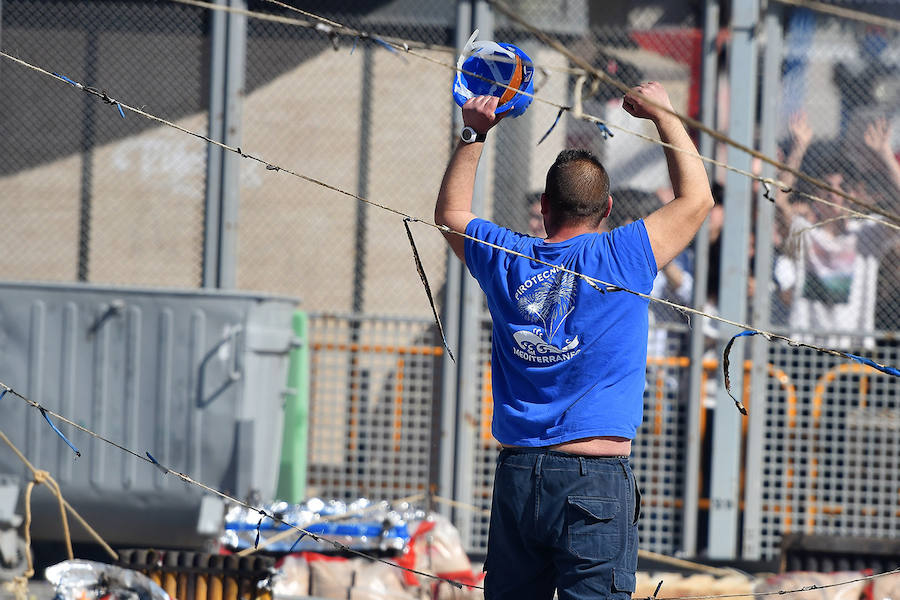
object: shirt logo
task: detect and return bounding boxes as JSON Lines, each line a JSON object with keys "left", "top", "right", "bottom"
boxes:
{"left": 512, "top": 267, "right": 582, "bottom": 364}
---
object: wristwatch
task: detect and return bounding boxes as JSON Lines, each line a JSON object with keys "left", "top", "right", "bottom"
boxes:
{"left": 460, "top": 126, "right": 487, "bottom": 143}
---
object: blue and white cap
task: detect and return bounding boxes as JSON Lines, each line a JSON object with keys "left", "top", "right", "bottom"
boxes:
{"left": 452, "top": 30, "right": 535, "bottom": 118}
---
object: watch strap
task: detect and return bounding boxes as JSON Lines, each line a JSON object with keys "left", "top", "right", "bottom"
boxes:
{"left": 461, "top": 126, "right": 487, "bottom": 143}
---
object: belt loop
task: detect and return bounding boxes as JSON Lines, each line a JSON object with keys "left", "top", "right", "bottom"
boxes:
{"left": 534, "top": 453, "right": 544, "bottom": 477}
{"left": 579, "top": 456, "right": 587, "bottom": 476}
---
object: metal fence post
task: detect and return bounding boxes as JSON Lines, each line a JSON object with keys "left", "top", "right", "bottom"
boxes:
{"left": 708, "top": 0, "right": 759, "bottom": 560}
{"left": 744, "top": 1, "right": 784, "bottom": 560}
{"left": 203, "top": 0, "right": 246, "bottom": 289}
{"left": 683, "top": 0, "right": 720, "bottom": 559}
{"left": 438, "top": 0, "right": 473, "bottom": 519}
{"left": 451, "top": 0, "right": 492, "bottom": 550}
{"left": 353, "top": 45, "right": 374, "bottom": 313}
{"left": 77, "top": 30, "right": 99, "bottom": 282}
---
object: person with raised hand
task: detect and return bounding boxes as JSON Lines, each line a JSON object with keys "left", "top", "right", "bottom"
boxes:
{"left": 435, "top": 82, "right": 713, "bottom": 600}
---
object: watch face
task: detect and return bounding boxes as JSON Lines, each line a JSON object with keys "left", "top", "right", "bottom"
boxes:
{"left": 462, "top": 127, "right": 475, "bottom": 142}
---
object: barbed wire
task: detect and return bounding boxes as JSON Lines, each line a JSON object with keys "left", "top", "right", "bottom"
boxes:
{"left": 652, "top": 568, "right": 900, "bottom": 600}
{"left": 0, "top": 381, "right": 476, "bottom": 591}
{"left": 168, "top": 0, "right": 583, "bottom": 76}
{"left": 165, "top": 0, "right": 900, "bottom": 230}
{"left": 252, "top": 0, "right": 900, "bottom": 226}
{"left": 2, "top": 5, "right": 899, "bottom": 595}
{"left": 484, "top": 0, "right": 900, "bottom": 227}
{"left": 2, "top": 48, "right": 898, "bottom": 400}
{"left": 428, "top": 494, "right": 744, "bottom": 578}
{"left": 6, "top": 381, "right": 900, "bottom": 599}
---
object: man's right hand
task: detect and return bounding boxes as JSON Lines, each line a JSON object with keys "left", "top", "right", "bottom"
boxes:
{"left": 622, "top": 82, "right": 675, "bottom": 122}
{"left": 463, "top": 95, "right": 505, "bottom": 134}
{"left": 631, "top": 82, "right": 714, "bottom": 270}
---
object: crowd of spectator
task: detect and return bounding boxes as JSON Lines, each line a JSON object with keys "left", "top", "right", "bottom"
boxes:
{"left": 608, "top": 109, "right": 900, "bottom": 352}
{"left": 771, "top": 110, "right": 900, "bottom": 346}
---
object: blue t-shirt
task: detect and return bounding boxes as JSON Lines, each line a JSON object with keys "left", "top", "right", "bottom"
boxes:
{"left": 464, "top": 218, "right": 658, "bottom": 446}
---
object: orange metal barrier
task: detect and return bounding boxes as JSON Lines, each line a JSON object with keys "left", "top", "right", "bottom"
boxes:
{"left": 310, "top": 329, "right": 891, "bottom": 548}
{"left": 803, "top": 362, "right": 888, "bottom": 532}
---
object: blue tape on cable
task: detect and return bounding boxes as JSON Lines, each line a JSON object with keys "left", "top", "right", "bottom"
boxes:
{"left": 39, "top": 407, "right": 81, "bottom": 457}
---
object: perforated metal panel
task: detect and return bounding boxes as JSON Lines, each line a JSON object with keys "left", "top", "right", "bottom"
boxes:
{"left": 753, "top": 342, "right": 900, "bottom": 559}
{"left": 305, "top": 314, "right": 443, "bottom": 501}
{"left": 1, "top": 0, "right": 208, "bottom": 287}
{"left": 632, "top": 326, "right": 691, "bottom": 554}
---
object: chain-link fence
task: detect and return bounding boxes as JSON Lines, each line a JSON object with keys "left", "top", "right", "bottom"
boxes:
{"left": 235, "top": 2, "right": 456, "bottom": 315}
{"left": 2, "top": 0, "right": 900, "bottom": 564}
{"left": 742, "top": 4, "right": 900, "bottom": 560}
{"left": 0, "top": 0, "right": 208, "bottom": 287}
{"left": 765, "top": 7, "right": 900, "bottom": 338}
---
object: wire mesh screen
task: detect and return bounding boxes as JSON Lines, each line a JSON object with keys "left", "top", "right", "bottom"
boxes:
{"left": 305, "top": 313, "right": 443, "bottom": 501}
{"left": 633, "top": 327, "right": 691, "bottom": 554}
{"left": 0, "top": 0, "right": 208, "bottom": 287}
{"left": 768, "top": 8, "right": 900, "bottom": 337}
{"left": 236, "top": 2, "right": 455, "bottom": 316}
{"left": 753, "top": 342, "right": 900, "bottom": 560}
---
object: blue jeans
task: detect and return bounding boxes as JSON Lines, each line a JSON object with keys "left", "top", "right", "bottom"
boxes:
{"left": 483, "top": 448, "right": 641, "bottom": 600}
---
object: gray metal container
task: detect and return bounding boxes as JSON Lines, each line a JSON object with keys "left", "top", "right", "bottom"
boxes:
{"left": 0, "top": 282, "right": 299, "bottom": 548}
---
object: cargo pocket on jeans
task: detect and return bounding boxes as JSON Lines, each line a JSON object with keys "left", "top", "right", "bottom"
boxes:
{"left": 613, "top": 568, "right": 636, "bottom": 593}
{"left": 566, "top": 496, "right": 620, "bottom": 561}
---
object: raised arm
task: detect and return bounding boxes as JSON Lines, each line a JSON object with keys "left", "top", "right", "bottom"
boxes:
{"left": 626, "top": 82, "right": 714, "bottom": 269}
{"left": 435, "top": 95, "right": 504, "bottom": 263}
{"left": 774, "top": 112, "right": 813, "bottom": 218}
{"left": 864, "top": 116, "right": 900, "bottom": 196}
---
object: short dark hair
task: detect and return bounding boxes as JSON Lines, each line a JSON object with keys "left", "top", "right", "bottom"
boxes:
{"left": 544, "top": 149, "right": 611, "bottom": 229}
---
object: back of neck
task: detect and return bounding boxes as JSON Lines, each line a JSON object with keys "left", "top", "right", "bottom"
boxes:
{"left": 544, "top": 223, "right": 606, "bottom": 243}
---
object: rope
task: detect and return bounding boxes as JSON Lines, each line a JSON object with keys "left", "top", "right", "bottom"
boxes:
{"left": 1, "top": 49, "right": 897, "bottom": 398}
{"left": 0, "top": 382, "right": 900, "bottom": 600}
{"left": 0, "top": 429, "right": 74, "bottom": 562}
{"left": 165, "top": 0, "right": 900, "bottom": 229}
{"left": 0, "top": 427, "right": 119, "bottom": 566}
{"left": 484, "top": 0, "right": 900, "bottom": 227}
{"left": 3, "top": 384, "right": 472, "bottom": 592}
{"left": 9, "top": 383, "right": 900, "bottom": 598}
{"left": 773, "top": 0, "right": 900, "bottom": 31}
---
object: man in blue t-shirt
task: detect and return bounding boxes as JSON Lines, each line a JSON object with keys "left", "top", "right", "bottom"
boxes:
{"left": 435, "top": 83, "right": 713, "bottom": 600}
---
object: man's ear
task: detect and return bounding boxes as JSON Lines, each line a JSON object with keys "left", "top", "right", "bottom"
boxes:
{"left": 602, "top": 195, "right": 613, "bottom": 219}
{"left": 540, "top": 193, "right": 549, "bottom": 215}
